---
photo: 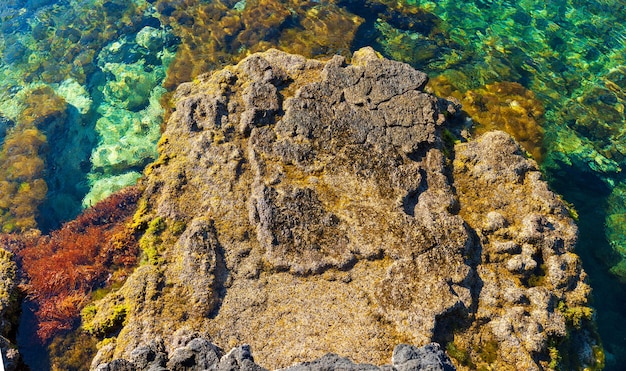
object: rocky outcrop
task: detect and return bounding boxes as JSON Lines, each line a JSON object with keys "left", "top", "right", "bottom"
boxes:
{"left": 86, "top": 48, "right": 601, "bottom": 370}
{"left": 450, "top": 131, "right": 602, "bottom": 369}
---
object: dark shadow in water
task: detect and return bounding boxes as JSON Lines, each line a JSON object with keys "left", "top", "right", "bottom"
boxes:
{"left": 16, "top": 300, "right": 49, "bottom": 371}
{"left": 37, "top": 96, "right": 96, "bottom": 233}
{"left": 340, "top": 0, "right": 386, "bottom": 53}
{"left": 546, "top": 163, "right": 626, "bottom": 371}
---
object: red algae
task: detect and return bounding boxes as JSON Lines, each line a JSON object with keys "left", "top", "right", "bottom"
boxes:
{"left": 0, "top": 187, "right": 141, "bottom": 343}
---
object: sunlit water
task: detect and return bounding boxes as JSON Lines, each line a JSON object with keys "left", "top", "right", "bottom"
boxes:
{"left": 1, "top": 0, "right": 626, "bottom": 369}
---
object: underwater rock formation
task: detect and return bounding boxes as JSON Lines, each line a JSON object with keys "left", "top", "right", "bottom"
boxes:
{"left": 83, "top": 27, "right": 177, "bottom": 207}
{"left": 84, "top": 48, "right": 601, "bottom": 370}
{"left": 0, "top": 1, "right": 179, "bottom": 229}
{"left": 0, "top": 0, "right": 150, "bottom": 86}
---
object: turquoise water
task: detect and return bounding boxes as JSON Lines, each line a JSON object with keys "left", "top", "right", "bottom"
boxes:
{"left": 1, "top": 0, "right": 626, "bottom": 369}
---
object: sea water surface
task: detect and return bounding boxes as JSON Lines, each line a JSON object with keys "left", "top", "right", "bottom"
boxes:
{"left": 1, "top": 0, "right": 626, "bottom": 369}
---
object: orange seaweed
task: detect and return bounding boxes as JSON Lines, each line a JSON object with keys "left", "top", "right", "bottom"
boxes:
{"left": 0, "top": 187, "right": 141, "bottom": 343}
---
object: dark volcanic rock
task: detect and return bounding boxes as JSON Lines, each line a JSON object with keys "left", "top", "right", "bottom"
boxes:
{"left": 391, "top": 344, "right": 455, "bottom": 371}
{"left": 86, "top": 48, "right": 600, "bottom": 370}
{"left": 283, "top": 353, "right": 381, "bottom": 371}
{"left": 97, "top": 341, "right": 454, "bottom": 371}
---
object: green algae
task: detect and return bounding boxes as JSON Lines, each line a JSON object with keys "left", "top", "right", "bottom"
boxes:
{"left": 558, "top": 301, "right": 595, "bottom": 330}
{"left": 138, "top": 216, "right": 166, "bottom": 265}
{"left": 445, "top": 341, "right": 475, "bottom": 369}
{"left": 548, "top": 343, "right": 561, "bottom": 370}
{"left": 82, "top": 302, "right": 129, "bottom": 337}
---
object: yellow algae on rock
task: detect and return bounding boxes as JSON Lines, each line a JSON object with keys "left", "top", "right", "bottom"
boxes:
{"left": 452, "top": 131, "right": 601, "bottom": 371}
{"left": 0, "top": 245, "right": 20, "bottom": 367}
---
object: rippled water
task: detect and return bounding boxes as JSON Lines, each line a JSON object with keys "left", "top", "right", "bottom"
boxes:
{"left": 1, "top": 0, "right": 626, "bottom": 369}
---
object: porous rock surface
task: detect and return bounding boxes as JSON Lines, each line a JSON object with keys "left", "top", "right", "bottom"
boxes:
{"left": 88, "top": 48, "right": 599, "bottom": 370}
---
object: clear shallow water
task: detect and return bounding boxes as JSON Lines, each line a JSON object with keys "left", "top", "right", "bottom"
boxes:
{"left": 1, "top": 0, "right": 625, "bottom": 369}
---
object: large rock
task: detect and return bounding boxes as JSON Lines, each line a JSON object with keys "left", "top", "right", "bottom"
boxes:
{"left": 87, "top": 48, "right": 600, "bottom": 370}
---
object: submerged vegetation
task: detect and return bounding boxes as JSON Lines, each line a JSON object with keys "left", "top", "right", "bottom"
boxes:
{"left": 0, "top": 86, "right": 65, "bottom": 233}
{"left": 429, "top": 77, "right": 546, "bottom": 161}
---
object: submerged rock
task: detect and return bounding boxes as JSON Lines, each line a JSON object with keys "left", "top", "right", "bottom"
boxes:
{"left": 0, "top": 115, "right": 13, "bottom": 144}
{"left": 83, "top": 27, "right": 177, "bottom": 208}
{"left": 87, "top": 48, "right": 601, "bottom": 370}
